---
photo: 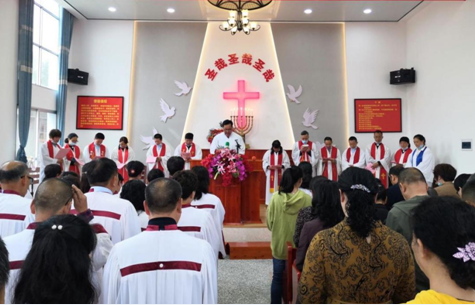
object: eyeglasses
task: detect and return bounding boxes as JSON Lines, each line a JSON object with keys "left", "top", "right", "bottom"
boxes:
{"left": 21, "top": 175, "right": 34, "bottom": 185}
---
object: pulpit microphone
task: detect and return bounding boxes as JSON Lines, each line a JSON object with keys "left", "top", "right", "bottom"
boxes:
{"left": 235, "top": 140, "right": 241, "bottom": 154}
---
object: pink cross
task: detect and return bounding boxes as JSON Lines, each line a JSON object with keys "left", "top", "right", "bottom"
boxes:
{"left": 223, "top": 80, "right": 260, "bottom": 128}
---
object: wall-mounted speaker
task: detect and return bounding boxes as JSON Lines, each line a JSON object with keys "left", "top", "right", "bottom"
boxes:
{"left": 68, "top": 69, "right": 89, "bottom": 85}
{"left": 390, "top": 68, "right": 415, "bottom": 85}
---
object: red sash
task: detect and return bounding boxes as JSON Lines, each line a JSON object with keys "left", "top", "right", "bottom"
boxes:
{"left": 65, "top": 144, "right": 81, "bottom": 175}
{"left": 394, "top": 148, "right": 413, "bottom": 165}
{"left": 181, "top": 143, "right": 196, "bottom": 157}
{"left": 88, "top": 143, "right": 106, "bottom": 160}
{"left": 346, "top": 147, "right": 360, "bottom": 165}
{"left": 321, "top": 146, "right": 338, "bottom": 181}
{"left": 298, "top": 141, "right": 313, "bottom": 163}
{"left": 48, "top": 140, "right": 63, "bottom": 171}
{"left": 118, "top": 148, "right": 129, "bottom": 182}
{"left": 269, "top": 152, "right": 283, "bottom": 193}
{"left": 371, "top": 143, "right": 388, "bottom": 188}
{"left": 153, "top": 143, "right": 167, "bottom": 171}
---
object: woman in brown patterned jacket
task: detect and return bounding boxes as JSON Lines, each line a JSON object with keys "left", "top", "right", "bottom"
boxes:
{"left": 298, "top": 167, "right": 416, "bottom": 304}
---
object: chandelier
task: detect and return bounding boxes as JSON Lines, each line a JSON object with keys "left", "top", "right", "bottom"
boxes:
{"left": 207, "top": 0, "right": 273, "bottom": 35}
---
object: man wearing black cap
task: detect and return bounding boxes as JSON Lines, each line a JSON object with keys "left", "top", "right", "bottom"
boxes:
{"left": 64, "top": 133, "right": 83, "bottom": 175}
{"left": 174, "top": 133, "right": 202, "bottom": 170}
{"left": 83, "top": 132, "right": 111, "bottom": 162}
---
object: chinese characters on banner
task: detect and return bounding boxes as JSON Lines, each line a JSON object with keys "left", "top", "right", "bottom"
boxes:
{"left": 355, "top": 99, "right": 402, "bottom": 133}
{"left": 76, "top": 96, "right": 124, "bottom": 130}
{"left": 204, "top": 53, "right": 275, "bottom": 82}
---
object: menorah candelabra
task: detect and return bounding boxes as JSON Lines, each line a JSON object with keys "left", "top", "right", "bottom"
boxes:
{"left": 230, "top": 108, "right": 253, "bottom": 146}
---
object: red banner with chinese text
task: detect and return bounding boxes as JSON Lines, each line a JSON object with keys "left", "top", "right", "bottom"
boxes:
{"left": 76, "top": 96, "right": 124, "bottom": 130}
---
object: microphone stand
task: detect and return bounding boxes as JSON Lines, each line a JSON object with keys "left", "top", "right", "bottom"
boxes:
{"left": 235, "top": 140, "right": 241, "bottom": 155}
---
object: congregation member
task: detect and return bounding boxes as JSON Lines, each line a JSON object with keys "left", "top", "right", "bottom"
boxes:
{"left": 318, "top": 136, "right": 341, "bottom": 181}
{"left": 0, "top": 161, "right": 33, "bottom": 237}
{"left": 111, "top": 136, "right": 136, "bottom": 183}
{"left": 392, "top": 136, "right": 413, "bottom": 166}
{"left": 210, "top": 119, "right": 246, "bottom": 155}
{"left": 102, "top": 178, "right": 217, "bottom": 304}
{"left": 64, "top": 133, "right": 82, "bottom": 175}
{"left": 83, "top": 133, "right": 111, "bottom": 162}
{"left": 174, "top": 133, "right": 203, "bottom": 170}
{"left": 43, "top": 163, "right": 61, "bottom": 180}
{"left": 80, "top": 162, "right": 93, "bottom": 193}
{"left": 292, "top": 130, "right": 319, "bottom": 176}
{"left": 146, "top": 133, "right": 172, "bottom": 176}
{"left": 38, "top": 129, "right": 63, "bottom": 182}
{"left": 192, "top": 166, "right": 226, "bottom": 257}
{"left": 120, "top": 180, "right": 147, "bottom": 231}
{"left": 262, "top": 140, "right": 291, "bottom": 205}
{"left": 173, "top": 170, "right": 221, "bottom": 259}
{"left": 267, "top": 166, "right": 311, "bottom": 304}
{"left": 455, "top": 173, "right": 472, "bottom": 197}
{"left": 125, "top": 161, "right": 145, "bottom": 181}
{"left": 295, "top": 179, "right": 343, "bottom": 271}
{"left": 60, "top": 171, "right": 81, "bottom": 188}
{"left": 298, "top": 167, "right": 416, "bottom": 303}
{"left": 0, "top": 238, "right": 9, "bottom": 304}
{"left": 146, "top": 168, "right": 164, "bottom": 184}
{"left": 12, "top": 215, "right": 98, "bottom": 304}
{"left": 462, "top": 180, "right": 475, "bottom": 207}
{"left": 433, "top": 163, "right": 458, "bottom": 197}
{"left": 4, "top": 179, "right": 112, "bottom": 304}
{"left": 298, "top": 162, "right": 313, "bottom": 197}
{"left": 366, "top": 130, "right": 392, "bottom": 188}
{"left": 408, "top": 197, "right": 475, "bottom": 304}
{"left": 374, "top": 179, "right": 389, "bottom": 223}
{"left": 406, "top": 134, "right": 435, "bottom": 186}
{"left": 341, "top": 136, "right": 366, "bottom": 170}
{"left": 386, "top": 164, "right": 405, "bottom": 210}
{"left": 83, "top": 158, "right": 141, "bottom": 244}
{"left": 386, "top": 168, "right": 430, "bottom": 291}
{"left": 167, "top": 156, "right": 186, "bottom": 177}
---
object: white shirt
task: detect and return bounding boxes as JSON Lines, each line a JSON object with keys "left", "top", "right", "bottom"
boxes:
{"left": 84, "top": 187, "right": 141, "bottom": 244}
{"left": 210, "top": 132, "right": 245, "bottom": 155}
{"left": 38, "top": 141, "right": 61, "bottom": 182}
{"left": 0, "top": 192, "right": 33, "bottom": 238}
{"left": 405, "top": 146, "right": 435, "bottom": 185}
{"left": 174, "top": 143, "right": 203, "bottom": 170}
{"left": 341, "top": 147, "right": 366, "bottom": 171}
{"left": 102, "top": 224, "right": 218, "bottom": 304}
{"left": 83, "top": 143, "right": 111, "bottom": 163}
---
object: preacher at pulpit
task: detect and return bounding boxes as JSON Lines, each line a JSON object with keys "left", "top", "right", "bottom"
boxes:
{"left": 210, "top": 119, "right": 246, "bottom": 155}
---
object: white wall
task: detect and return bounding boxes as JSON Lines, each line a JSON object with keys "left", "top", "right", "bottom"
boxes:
{"left": 345, "top": 22, "right": 408, "bottom": 154}
{"left": 0, "top": 0, "right": 19, "bottom": 163}
{"left": 65, "top": 19, "right": 134, "bottom": 150}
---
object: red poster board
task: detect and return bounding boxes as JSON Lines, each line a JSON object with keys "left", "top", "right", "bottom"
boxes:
{"left": 76, "top": 96, "right": 124, "bottom": 130}
{"left": 355, "top": 99, "right": 402, "bottom": 133}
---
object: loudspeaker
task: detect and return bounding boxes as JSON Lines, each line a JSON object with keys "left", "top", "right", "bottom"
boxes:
{"left": 68, "top": 69, "right": 89, "bottom": 85}
{"left": 390, "top": 68, "right": 415, "bottom": 85}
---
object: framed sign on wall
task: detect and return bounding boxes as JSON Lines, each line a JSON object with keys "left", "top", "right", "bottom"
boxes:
{"left": 76, "top": 96, "right": 124, "bottom": 130}
{"left": 355, "top": 98, "right": 402, "bottom": 133}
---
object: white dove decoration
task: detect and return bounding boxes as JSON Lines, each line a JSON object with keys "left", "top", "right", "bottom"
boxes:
{"left": 159, "top": 98, "right": 176, "bottom": 123}
{"left": 286, "top": 85, "right": 303, "bottom": 104}
{"left": 302, "top": 108, "right": 319, "bottom": 130}
{"left": 174, "top": 80, "right": 192, "bottom": 96}
{"left": 140, "top": 127, "right": 158, "bottom": 150}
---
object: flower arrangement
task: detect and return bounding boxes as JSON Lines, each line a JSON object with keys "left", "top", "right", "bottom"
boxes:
{"left": 201, "top": 147, "right": 252, "bottom": 187}
{"left": 207, "top": 128, "right": 223, "bottom": 144}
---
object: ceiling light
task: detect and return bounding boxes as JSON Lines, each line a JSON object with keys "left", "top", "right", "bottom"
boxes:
{"left": 304, "top": 9, "right": 313, "bottom": 14}
{"left": 167, "top": 8, "right": 175, "bottom": 13}
{"left": 363, "top": 8, "right": 372, "bottom": 14}
{"left": 108, "top": 7, "right": 116, "bottom": 12}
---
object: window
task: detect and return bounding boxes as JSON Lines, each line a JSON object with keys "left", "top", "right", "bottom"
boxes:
{"left": 33, "top": 0, "right": 60, "bottom": 91}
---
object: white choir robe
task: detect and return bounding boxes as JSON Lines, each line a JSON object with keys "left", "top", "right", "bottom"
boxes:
{"left": 262, "top": 150, "right": 291, "bottom": 205}
{"left": 64, "top": 145, "right": 85, "bottom": 173}
{"left": 365, "top": 143, "right": 392, "bottom": 184}
{"left": 4, "top": 222, "right": 113, "bottom": 304}
{"left": 192, "top": 193, "right": 226, "bottom": 256}
{"left": 82, "top": 144, "right": 112, "bottom": 163}
{"left": 138, "top": 211, "right": 148, "bottom": 231}
{"left": 111, "top": 146, "right": 136, "bottom": 165}
{"left": 174, "top": 143, "right": 203, "bottom": 170}
{"left": 391, "top": 148, "right": 413, "bottom": 166}
{"left": 0, "top": 192, "right": 33, "bottom": 238}
{"left": 179, "top": 206, "right": 221, "bottom": 260}
{"left": 317, "top": 146, "right": 342, "bottom": 181}
{"left": 102, "top": 225, "right": 217, "bottom": 304}
{"left": 405, "top": 146, "right": 435, "bottom": 186}
{"left": 210, "top": 132, "right": 246, "bottom": 155}
{"left": 291, "top": 141, "right": 320, "bottom": 177}
{"left": 38, "top": 141, "right": 62, "bottom": 182}
{"left": 146, "top": 144, "right": 173, "bottom": 177}
{"left": 341, "top": 147, "right": 367, "bottom": 171}
{"left": 83, "top": 187, "right": 141, "bottom": 244}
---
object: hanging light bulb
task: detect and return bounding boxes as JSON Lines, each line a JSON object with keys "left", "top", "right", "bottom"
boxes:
{"left": 250, "top": 22, "right": 258, "bottom": 30}
{"left": 243, "top": 26, "right": 250, "bottom": 35}
{"left": 231, "top": 26, "right": 238, "bottom": 35}
{"left": 242, "top": 10, "right": 249, "bottom": 18}
{"left": 222, "top": 21, "right": 230, "bottom": 31}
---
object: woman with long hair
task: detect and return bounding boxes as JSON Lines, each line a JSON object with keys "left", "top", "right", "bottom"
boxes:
{"left": 120, "top": 179, "right": 147, "bottom": 230}
{"left": 298, "top": 162, "right": 313, "bottom": 197}
{"left": 298, "top": 167, "right": 416, "bottom": 303}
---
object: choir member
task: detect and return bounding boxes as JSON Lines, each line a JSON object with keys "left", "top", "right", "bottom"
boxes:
{"left": 38, "top": 129, "right": 63, "bottom": 182}
{"left": 126, "top": 161, "right": 145, "bottom": 182}
{"left": 64, "top": 133, "right": 83, "bottom": 176}
{"left": 174, "top": 133, "right": 203, "bottom": 170}
{"left": 146, "top": 133, "right": 172, "bottom": 176}
{"left": 102, "top": 178, "right": 217, "bottom": 304}
{"left": 167, "top": 157, "right": 185, "bottom": 177}
{"left": 392, "top": 136, "right": 413, "bottom": 166}
{"left": 83, "top": 132, "right": 111, "bottom": 162}
{"left": 292, "top": 130, "right": 320, "bottom": 176}
{"left": 317, "top": 137, "right": 341, "bottom": 181}
{"left": 366, "top": 130, "right": 392, "bottom": 188}
{"left": 341, "top": 136, "right": 366, "bottom": 170}
{"left": 210, "top": 119, "right": 246, "bottom": 155}
{"left": 146, "top": 169, "right": 164, "bottom": 184}
{"left": 406, "top": 134, "right": 435, "bottom": 186}
{"left": 0, "top": 161, "right": 33, "bottom": 238}
{"left": 111, "top": 136, "right": 135, "bottom": 182}
{"left": 263, "top": 140, "right": 291, "bottom": 205}
{"left": 43, "top": 164, "right": 61, "bottom": 180}
{"left": 120, "top": 180, "right": 147, "bottom": 231}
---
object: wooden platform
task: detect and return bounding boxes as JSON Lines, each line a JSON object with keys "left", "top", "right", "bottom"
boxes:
{"left": 227, "top": 242, "right": 272, "bottom": 260}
